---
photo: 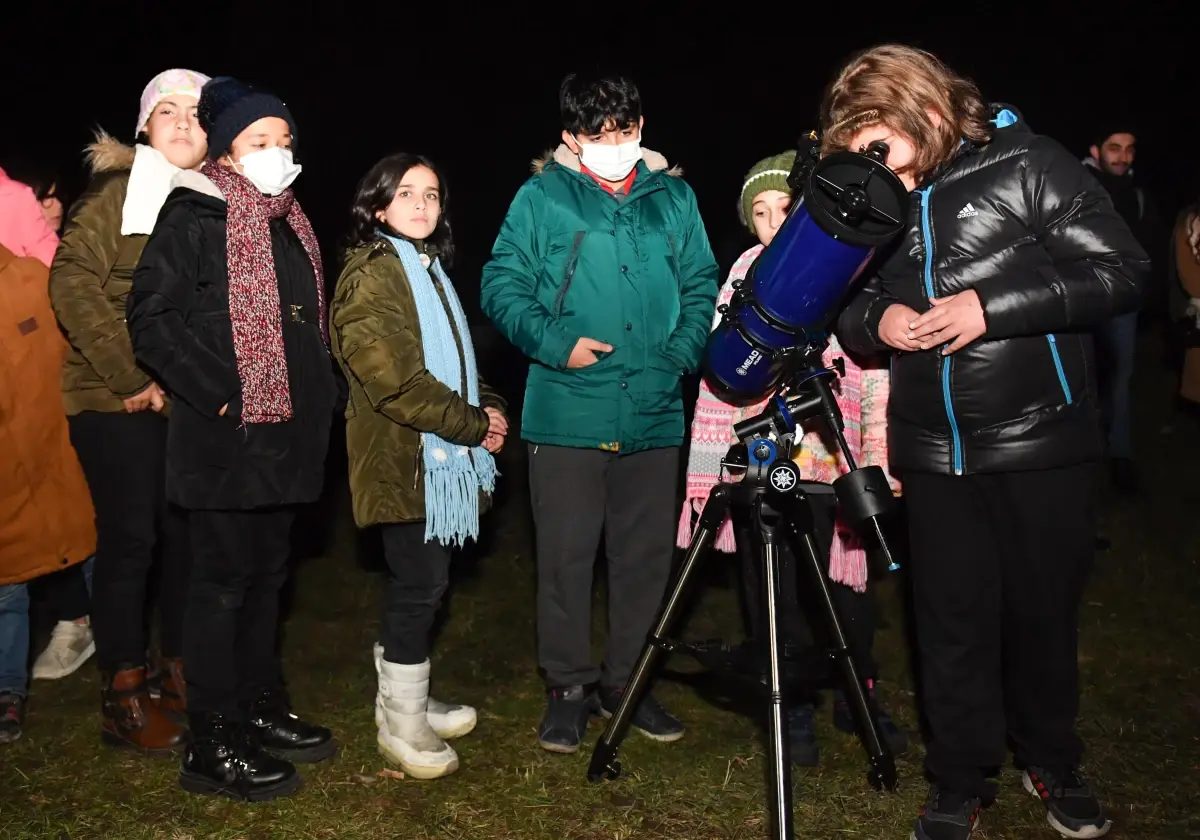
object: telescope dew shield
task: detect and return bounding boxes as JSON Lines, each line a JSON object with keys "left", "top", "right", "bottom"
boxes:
{"left": 704, "top": 143, "right": 909, "bottom": 398}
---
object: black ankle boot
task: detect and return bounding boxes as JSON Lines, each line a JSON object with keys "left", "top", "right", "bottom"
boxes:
{"left": 179, "top": 712, "right": 301, "bottom": 802}
{"left": 245, "top": 688, "right": 337, "bottom": 764}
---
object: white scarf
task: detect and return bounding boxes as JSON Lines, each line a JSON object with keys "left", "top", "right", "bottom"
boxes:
{"left": 120, "top": 145, "right": 183, "bottom": 236}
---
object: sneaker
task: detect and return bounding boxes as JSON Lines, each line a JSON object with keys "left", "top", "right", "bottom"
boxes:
{"left": 833, "top": 682, "right": 909, "bottom": 755}
{"left": 911, "top": 785, "right": 981, "bottom": 840}
{"left": 1023, "top": 766, "right": 1112, "bottom": 838}
{"left": 31, "top": 620, "right": 95, "bottom": 680}
{"left": 787, "top": 702, "right": 819, "bottom": 766}
{"left": 599, "top": 687, "right": 684, "bottom": 743}
{"left": 537, "top": 686, "right": 597, "bottom": 754}
{"left": 0, "top": 693, "right": 25, "bottom": 745}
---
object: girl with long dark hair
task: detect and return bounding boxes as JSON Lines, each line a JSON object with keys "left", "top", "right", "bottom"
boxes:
{"left": 330, "top": 153, "right": 507, "bottom": 779}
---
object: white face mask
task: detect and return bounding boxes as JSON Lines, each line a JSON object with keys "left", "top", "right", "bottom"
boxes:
{"left": 234, "top": 147, "right": 302, "bottom": 196}
{"left": 578, "top": 137, "right": 642, "bottom": 181}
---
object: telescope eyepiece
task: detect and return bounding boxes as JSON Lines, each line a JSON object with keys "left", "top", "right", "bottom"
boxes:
{"left": 862, "top": 140, "right": 890, "bottom": 163}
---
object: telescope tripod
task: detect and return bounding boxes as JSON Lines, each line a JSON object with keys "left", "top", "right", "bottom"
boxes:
{"left": 587, "top": 358, "right": 900, "bottom": 840}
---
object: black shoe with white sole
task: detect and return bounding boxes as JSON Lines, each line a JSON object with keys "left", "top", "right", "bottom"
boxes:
{"left": 537, "top": 685, "right": 597, "bottom": 754}
{"left": 1023, "top": 766, "right": 1112, "bottom": 838}
{"left": 599, "top": 687, "right": 684, "bottom": 743}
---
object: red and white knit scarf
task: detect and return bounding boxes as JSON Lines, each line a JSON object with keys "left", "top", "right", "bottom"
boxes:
{"left": 202, "top": 161, "right": 326, "bottom": 424}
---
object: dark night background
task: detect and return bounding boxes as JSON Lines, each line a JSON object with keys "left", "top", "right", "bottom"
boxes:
{"left": 3, "top": 13, "right": 1198, "bottom": 834}
{"left": 3, "top": 8, "right": 1193, "bottom": 349}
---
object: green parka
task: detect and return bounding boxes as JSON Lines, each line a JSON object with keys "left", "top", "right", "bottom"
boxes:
{"left": 330, "top": 239, "right": 506, "bottom": 528}
{"left": 48, "top": 134, "right": 154, "bottom": 415}
{"left": 480, "top": 145, "right": 718, "bottom": 453}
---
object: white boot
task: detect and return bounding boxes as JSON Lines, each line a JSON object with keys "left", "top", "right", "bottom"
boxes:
{"left": 373, "top": 643, "right": 477, "bottom": 739}
{"left": 377, "top": 658, "right": 458, "bottom": 779}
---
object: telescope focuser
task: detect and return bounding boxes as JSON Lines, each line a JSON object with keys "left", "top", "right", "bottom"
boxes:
{"left": 787, "top": 130, "right": 822, "bottom": 192}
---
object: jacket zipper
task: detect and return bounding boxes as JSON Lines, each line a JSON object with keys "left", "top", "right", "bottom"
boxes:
{"left": 919, "top": 185, "right": 963, "bottom": 475}
{"left": 552, "top": 232, "right": 587, "bottom": 316}
{"left": 414, "top": 437, "right": 423, "bottom": 490}
{"left": 1046, "top": 334, "right": 1073, "bottom": 404}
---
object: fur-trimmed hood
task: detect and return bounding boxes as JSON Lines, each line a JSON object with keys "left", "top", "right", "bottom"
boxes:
{"left": 531, "top": 143, "right": 682, "bottom": 177}
{"left": 85, "top": 130, "right": 225, "bottom": 201}
{"left": 85, "top": 130, "right": 137, "bottom": 174}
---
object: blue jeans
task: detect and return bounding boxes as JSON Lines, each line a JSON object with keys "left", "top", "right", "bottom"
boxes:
{"left": 1101, "top": 312, "right": 1138, "bottom": 459}
{"left": 0, "top": 584, "right": 30, "bottom": 697}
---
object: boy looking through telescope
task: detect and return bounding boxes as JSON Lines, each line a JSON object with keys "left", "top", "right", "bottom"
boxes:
{"left": 828, "top": 44, "right": 1147, "bottom": 840}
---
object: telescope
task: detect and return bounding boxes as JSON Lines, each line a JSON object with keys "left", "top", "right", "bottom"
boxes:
{"left": 588, "top": 136, "right": 911, "bottom": 840}
{"left": 705, "top": 137, "right": 908, "bottom": 400}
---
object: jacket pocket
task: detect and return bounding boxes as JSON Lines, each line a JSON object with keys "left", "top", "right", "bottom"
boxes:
{"left": 552, "top": 231, "right": 587, "bottom": 317}
{"left": 1046, "top": 334, "right": 1074, "bottom": 404}
{"left": 643, "top": 345, "right": 684, "bottom": 403}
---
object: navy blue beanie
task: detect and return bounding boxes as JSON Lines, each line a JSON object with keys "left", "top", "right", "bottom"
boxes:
{"left": 198, "top": 76, "right": 297, "bottom": 160}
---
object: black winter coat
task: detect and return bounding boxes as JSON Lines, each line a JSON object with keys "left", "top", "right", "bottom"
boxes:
{"left": 837, "top": 107, "right": 1149, "bottom": 476}
{"left": 126, "top": 173, "right": 340, "bottom": 510}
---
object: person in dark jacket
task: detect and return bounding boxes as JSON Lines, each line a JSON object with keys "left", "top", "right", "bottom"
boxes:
{"left": 127, "top": 77, "right": 340, "bottom": 802}
{"left": 825, "top": 46, "right": 1147, "bottom": 840}
{"left": 1082, "top": 126, "right": 1164, "bottom": 494}
{"left": 331, "top": 153, "right": 508, "bottom": 780}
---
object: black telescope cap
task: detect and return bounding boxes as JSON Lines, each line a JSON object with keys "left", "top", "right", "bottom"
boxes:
{"left": 804, "top": 151, "right": 909, "bottom": 248}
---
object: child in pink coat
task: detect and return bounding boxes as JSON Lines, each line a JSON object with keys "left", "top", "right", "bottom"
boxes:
{"left": 0, "top": 166, "right": 58, "bottom": 267}
{"left": 678, "top": 151, "right": 908, "bottom": 766}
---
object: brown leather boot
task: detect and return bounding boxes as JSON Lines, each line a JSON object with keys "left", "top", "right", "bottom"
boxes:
{"left": 101, "top": 666, "right": 187, "bottom": 754}
{"left": 155, "top": 657, "right": 187, "bottom": 725}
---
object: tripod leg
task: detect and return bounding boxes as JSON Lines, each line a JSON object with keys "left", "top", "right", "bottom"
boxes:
{"left": 756, "top": 503, "right": 795, "bottom": 840}
{"left": 780, "top": 496, "right": 898, "bottom": 793}
{"left": 587, "top": 484, "right": 731, "bottom": 783}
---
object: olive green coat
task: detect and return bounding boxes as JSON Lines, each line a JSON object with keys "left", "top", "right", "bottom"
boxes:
{"left": 48, "top": 134, "right": 154, "bottom": 415}
{"left": 330, "top": 239, "right": 506, "bottom": 528}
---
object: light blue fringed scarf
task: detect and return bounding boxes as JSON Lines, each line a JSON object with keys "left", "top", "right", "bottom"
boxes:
{"left": 381, "top": 233, "right": 498, "bottom": 546}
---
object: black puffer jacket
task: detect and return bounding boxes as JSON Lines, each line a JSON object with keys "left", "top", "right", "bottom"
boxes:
{"left": 837, "top": 106, "right": 1148, "bottom": 476}
{"left": 126, "top": 170, "right": 340, "bottom": 510}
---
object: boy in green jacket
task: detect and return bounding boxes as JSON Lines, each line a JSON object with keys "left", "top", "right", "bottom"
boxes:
{"left": 481, "top": 72, "right": 719, "bottom": 753}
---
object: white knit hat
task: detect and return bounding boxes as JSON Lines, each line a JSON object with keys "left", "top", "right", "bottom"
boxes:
{"left": 136, "top": 68, "right": 211, "bottom": 136}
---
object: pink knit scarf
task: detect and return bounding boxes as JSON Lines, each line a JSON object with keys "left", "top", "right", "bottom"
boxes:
{"left": 202, "top": 161, "right": 326, "bottom": 424}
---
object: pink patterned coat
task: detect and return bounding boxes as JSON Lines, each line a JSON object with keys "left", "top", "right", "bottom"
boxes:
{"left": 677, "top": 244, "right": 899, "bottom": 592}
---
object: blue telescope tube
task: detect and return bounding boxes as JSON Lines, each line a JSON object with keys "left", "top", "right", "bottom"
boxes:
{"left": 704, "top": 198, "right": 877, "bottom": 397}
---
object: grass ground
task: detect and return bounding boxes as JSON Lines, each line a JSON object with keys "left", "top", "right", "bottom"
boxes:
{"left": 4, "top": 340, "right": 1199, "bottom": 840}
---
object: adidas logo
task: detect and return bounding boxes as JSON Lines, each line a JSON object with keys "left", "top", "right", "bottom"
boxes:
{"left": 957, "top": 202, "right": 979, "bottom": 219}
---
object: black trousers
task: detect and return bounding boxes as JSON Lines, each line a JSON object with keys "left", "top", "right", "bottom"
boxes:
{"left": 184, "top": 508, "right": 295, "bottom": 717}
{"left": 734, "top": 494, "right": 878, "bottom": 686}
{"left": 529, "top": 444, "right": 679, "bottom": 688}
{"left": 31, "top": 564, "right": 91, "bottom": 622}
{"left": 904, "top": 463, "right": 1097, "bottom": 800}
{"left": 68, "top": 410, "right": 191, "bottom": 670}
{"left": 379, "top": 522, "right": 453, "bottom": 665}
